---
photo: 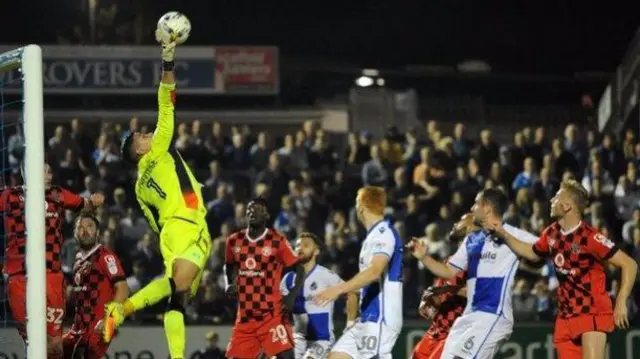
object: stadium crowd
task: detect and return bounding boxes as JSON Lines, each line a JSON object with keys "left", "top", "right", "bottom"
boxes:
{"left": 3, "top": 117, "right": 640, "bottom": 326}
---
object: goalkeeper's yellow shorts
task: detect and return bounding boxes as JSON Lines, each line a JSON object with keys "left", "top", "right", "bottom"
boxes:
{"left": 159, "top": 217, "right": 211, "bottom": 296}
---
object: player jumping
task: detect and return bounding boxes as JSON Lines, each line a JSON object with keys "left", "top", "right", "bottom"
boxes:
{"left": 224, "top": 198, "right": 305, "bottom": 359}
{"left": 280, "top": 232, "right": 359, "bottom": 359}
{"left": 104, "top": 34, "right": 212, "bottom": 359}
{"left": 411, "top": 213, "right": 475, "bottom": 359}
{"left": 1, "top": 163, "right": 104, "bottom": 359}
{"left": 408, "top": 188, "right": 538, "bottom": 359}
{"left": 481, "top": 179, "right": 638, "bottom": 359}
{"left": 313, "top": 186, "right": 404, "bottom": 359}
{"left": 63, "top": 212, "right": 129, "bottom": 359}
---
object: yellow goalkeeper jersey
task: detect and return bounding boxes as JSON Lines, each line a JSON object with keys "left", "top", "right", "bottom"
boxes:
{"left": 134, "top": 82, "right": 206, "bottom": 233}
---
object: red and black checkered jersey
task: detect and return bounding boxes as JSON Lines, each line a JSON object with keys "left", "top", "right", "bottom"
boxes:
{"left": 533, "top": 221, "right": 618, "bottom": 318}
{"left": 425, "top": 267, "right": 467, "bottom": 340}
{"left": 70, "top": 244, "right": 125, "bottom": 333}
{"left": 1, "top": 186, "right": 84, "bottom": 275}
{"left": 225, "top": 228, "right": 298, "bottom": 323}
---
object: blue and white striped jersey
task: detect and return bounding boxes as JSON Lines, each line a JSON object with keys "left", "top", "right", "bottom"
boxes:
{"left": 358, "top": 220, "right": 403, "bottom": 331}
{"left": 281, "top": 264, "right": 343, "bottom": 341}
{"left": 448, "top": 223, "right": 538, "bottom": 323}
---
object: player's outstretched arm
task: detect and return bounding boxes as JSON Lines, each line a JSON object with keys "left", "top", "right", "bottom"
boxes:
{"left": 407, "top": 238, "right": 458, "bottom": 279}
{"left": 151, "top": 36, "right": 177, "bottom": 155}
{"left": 483, "top": 220, "right": 541, "bottom": 262}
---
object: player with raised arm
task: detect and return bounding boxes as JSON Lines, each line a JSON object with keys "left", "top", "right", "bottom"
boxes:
{"left": 63, "top": 212, "right": 128, "bottom": 359}
{"left": 224, "top": 198, "right": 305, "bottom": 359}
{"left": 103, "top": 33, "right": 212, "bottom": 359}
{"left": 481, "top": 179, "right": 638, "bottom": 359}
{"left": 410, "top": 213, "right": 475, "bottom": 359}
{"left": 280, "top": 232, "right": 359, "bottom": 359}
{"left": 407, "top": 188, "right": 538, "bottom": 359}
{"left": 312, "top": 186, "right": 404, "bottom": 359}
{"left": 1, "top": 163, "right": 104, "bottom": 359}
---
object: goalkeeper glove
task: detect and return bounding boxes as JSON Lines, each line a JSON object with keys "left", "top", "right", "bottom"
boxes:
{"left": 103, "top": 301, "right": 125, "bottom": 343}
{"left": 155, "top": 29, "right": 176, "bottom": 63}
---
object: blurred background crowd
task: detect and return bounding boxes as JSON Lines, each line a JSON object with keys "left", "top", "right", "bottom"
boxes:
{"left": 3, "top": 116, "right": 639, "bottom": 327}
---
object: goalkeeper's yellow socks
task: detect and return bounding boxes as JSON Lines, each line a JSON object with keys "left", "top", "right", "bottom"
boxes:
{"left": 127, "top": 277, "right": 175, "bottom": 312}
{"left": 164, "top": 309, "right": 186, "bottom": 359}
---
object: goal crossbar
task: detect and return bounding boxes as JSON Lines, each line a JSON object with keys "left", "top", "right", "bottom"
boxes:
{"left": 0, "top": 44, "right": 46, "bottom": 359}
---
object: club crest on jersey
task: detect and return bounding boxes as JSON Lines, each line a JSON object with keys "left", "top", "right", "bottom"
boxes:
{"left": 245, "top": 257, "right": 257, "bottom": 270}
{"left": 234, "top": 246, "right": 241, "bottom": 254}
{"left": 261, "top": 246, "right": 272, "bottom": 256}
{"left": 310, "top": 282, "right": 317, "bottom": 291}
{"left": 463, "top": 336, "right": 475, "bottom": 351}
{"left": 554, "top": 253, "right": 565, "bottom": 267}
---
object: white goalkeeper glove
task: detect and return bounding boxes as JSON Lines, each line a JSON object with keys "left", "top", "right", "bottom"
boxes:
{"left": 155, "top": 29, "right": 176, "bottom": 63}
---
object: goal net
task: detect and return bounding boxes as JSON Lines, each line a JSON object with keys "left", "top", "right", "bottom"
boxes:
{"left": 0, "top": 45, "right": 47, "bottom": 359}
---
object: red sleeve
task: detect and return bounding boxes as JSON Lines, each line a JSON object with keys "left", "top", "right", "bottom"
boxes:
{"left": 532, "top": 229, "right": 550, "bottom": 258}
{"left": 277, "top": 234, "right": 298, "bottom": 267}
{"left": 224, "top": 235, "right": 235, "bottom": 264}
{"left": 586, "top": 231, "right": 619, "bottom": 261}
{"left": 99, "top": 252, "right": 126, "bottom": 283}
{"left": 0, "top": 188, "right": 8, "bottom": 212}
{"left": 59, "top": 187, "right": 84, "bottom": 211}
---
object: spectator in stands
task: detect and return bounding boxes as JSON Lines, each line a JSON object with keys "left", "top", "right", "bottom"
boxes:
{"left": 474, "top": 129, "right": 499, "bottom": 174}
{"left": 250, "top": 131, "right": 271, "bottom": 171}
{"left": 551, "top": 138, "right": 579, "bottom": 180}
{"left": 120, "top": 208, "right": 149, "bottom": 242}
{"left": 195, "top": 331, "right": 226, "bottom": 359}
{"left": 598, "top": 134, "right": 626, "bottom": 180}
{"left": 565, "top": 125, "right": 589, "bottom": 175}
{"left": 512, "top": 157, "right": 537, "bottom": 192}
{"left": 206, "top": 184, "right": 234, "bottom": 235}
{"left": 452, "top": 122, "right": 473, "bottom": 164}
{"left": 361, "top": 145, "right": 388, "bottom": 186}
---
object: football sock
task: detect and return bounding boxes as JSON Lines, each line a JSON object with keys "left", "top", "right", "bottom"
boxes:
{"left": 164, "top": 310, "right": 185, "bottom": 359}
{"left": 126, "top": 277, "right": 176, "bottom": 314}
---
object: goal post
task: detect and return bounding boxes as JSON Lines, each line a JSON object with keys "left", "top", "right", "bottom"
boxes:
{"left": 0, "top": 44, "right": 46, "bottom": 359}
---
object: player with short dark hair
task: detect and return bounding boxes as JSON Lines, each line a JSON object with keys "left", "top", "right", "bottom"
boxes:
{"left": 473, "top": 187, "right": 508, "bottom": 220}
{"left": 482, "top": 179, "right": 638, "bottom": 359}
{"left": 224, "top": 198, "right": 304, "bottom": 359}
{"left": 280, "top": 232, "right": 359, "bottom": 359}
{"left": 63, "top": 212, "right": 128, "bottom": 359}
{"left": 103, "top": 36, "right": 212, "bottom": 359}
{"left": 408, "top": 189, "right": 539, "bottom": 358}
{"left": 1, "top": 163, "right": 104, "bottom": 359}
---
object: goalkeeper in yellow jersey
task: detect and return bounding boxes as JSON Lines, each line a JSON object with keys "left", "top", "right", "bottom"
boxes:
{"left": 103, "top": 31, "right": 211, "bottom": 359}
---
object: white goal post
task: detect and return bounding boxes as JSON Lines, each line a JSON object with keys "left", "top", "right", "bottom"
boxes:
{"left": 0, "top": 45, "right": 46, "bottom": 359}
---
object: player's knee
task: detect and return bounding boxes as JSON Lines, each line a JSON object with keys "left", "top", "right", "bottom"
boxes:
{"left": 166, "top": 291, "right": 188, "bottom": 313}
{"left": 275, "top": 349, "right": 295, "bottom": 359}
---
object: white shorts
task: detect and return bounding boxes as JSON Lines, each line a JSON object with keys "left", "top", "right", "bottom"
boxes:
{"left": 441, "top": 311, "right": 512, "bottom": 359}
{"left": 330, "top": 321, "right": 399, "bottom": 359}
{"left": 294, "top": 335, "right": 332, "bottom": 359}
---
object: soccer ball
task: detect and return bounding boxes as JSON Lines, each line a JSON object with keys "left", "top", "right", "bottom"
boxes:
{"left": 157, "top": 11, "right": 191, "bottom": 45}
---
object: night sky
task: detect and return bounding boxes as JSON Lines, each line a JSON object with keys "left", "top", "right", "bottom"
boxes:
{"left": 4, "top": 1, "right": 639, "bottom": 76}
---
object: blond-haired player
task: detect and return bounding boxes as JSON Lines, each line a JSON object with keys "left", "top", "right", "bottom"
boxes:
{"left": 313, "top": 186, "right": 403, "bottom": 359}
{"left": 482, "top": 179, "right": 638, "bottom": 359}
